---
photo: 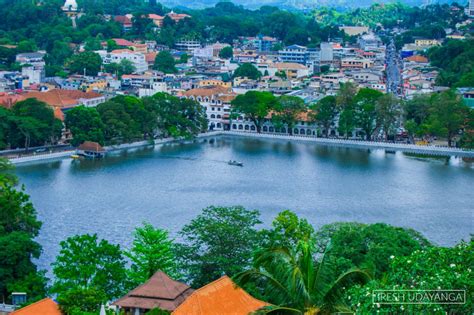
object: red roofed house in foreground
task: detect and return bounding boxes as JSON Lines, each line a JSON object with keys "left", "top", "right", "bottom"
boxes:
{"left": 172, "top": 275, "right": 269, "bottom": 315}
{"left": 113, "top": 271, "right": 194, "bottom": 314}
{"left": 10, "top": 298, "right": 61, "bottom": 315}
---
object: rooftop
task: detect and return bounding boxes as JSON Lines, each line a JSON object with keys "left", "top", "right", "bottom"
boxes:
{"left": 10, "top": 298, "right": 61, "bottom": 315}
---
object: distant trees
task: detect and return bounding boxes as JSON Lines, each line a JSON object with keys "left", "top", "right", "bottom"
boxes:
{"left": 104, "top": 59, "right": 136, "bottom": 77}
{"left": 64, "top": 106, "right": 105, "bottom": 146}
{"left": 311, "top": 96, "right": 337, "bottom": 137}
{"left": 233, "top": 63, "right": 261, "bottom": 80}
{"left": 404, "top": 90, "right": 471, "bottom": 147}
{"left": 218, "top": 46, "right": 233, "bottom": 59}
{"left": 231, "top": 91, "right": 277, "bottom": 133}
{"left": 153, "top": 51, "right": 177, "bottom": 74}
{"left": 272, "top": 95, "right": 306, "bottom": 135}
{"left": 0, "top": 98, "right": 63, "bottom": 150}
{"left": 65, "top": 93, "right": 207, "bottom": 146}
{"left": 66, "top": 52, "right": 103, "bottom": 76}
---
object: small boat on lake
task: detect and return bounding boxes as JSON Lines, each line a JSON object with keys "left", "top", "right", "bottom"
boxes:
{"left": 70, "top": 154, "right": 81, "bottom": 160}
{"left": 228, "top": 160, "right": 243, "bottom": 167}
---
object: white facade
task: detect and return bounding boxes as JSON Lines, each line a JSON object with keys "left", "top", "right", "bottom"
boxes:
{"left": 98, "top": 50, "right": 148, "bottom": 73}
{"left": 320, "top": 42, "right": 334, "bottom": 62}
{"left": 22, "top": 66, "right": 45, "bottom": 84}
{"left": 138, "top": 82, "right": 168, "bottom": 97}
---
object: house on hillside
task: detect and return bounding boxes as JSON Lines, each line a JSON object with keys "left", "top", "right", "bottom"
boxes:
{"left": 113, "top": 271, "right": 193, "bottom": 314}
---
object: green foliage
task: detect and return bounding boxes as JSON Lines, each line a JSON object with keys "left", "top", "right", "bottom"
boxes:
{"left": 104, "top": 59, "right": 136, "bottom": 77}
{"left": 0, "top": 168, "right": 46, "bottom": 303}
{"left": 231, "top": 91, "right": 277, "bottom": 133}
{"left": 404, "top": 90, "right": 471, "bottom": 146}
{"left": 315, "top": 222, "right": 431, "bottom": 278}
{"left": 176, "top": 206, "right": 262, "bottom": 288}
{"left": 428, "top": 40, "right": 474, "bottom": 87}
{"left": 236, "top": 241, "right": 371, "bottom": 315}
{"left": 7, "top": 98, "right": 63, "bottom": 150}
{"left": 272, "top": 95, "right": 306, "bottom": 135}
{"left": 126, "top": 223, "right": 178, "bottom": 286}
{"left": 261, "top": 210, "right": 315, "bottom": 249}
{"left": 311, "top": 95, "right": 337, "bottom": 137}
{"left": 146, "top": 308, "right": 170, "bottom": 315}
{"left": 218, "top": 46, "right": 233, "bottom": 59}
{"left": 67, "top": 51, "right": 102, "bottom": 76}
{"left": 345, "top": 239, "right": 473, "bottom": 314}
{"left": 142, "top": 92, "right": 208, "bottom": 139}
{"left": 353, "top": 88, "right": 384, "bottom": 140}
{"left": 336, "top": 82, "right": 357, "bottom": 138}
{"left": 51, "top": 234, "right": 128, "bottom": 313}
{"left": 0, "top": 158, "right": 17, "bottom": 187}
{"left": 65, "top": 106, "right": 105, "bottom": 146}
{"left": 153, "top": 51, "right": 177, "bottom": 74}
{"left": 233, "top": 63, "right": 261, "bottom": 80}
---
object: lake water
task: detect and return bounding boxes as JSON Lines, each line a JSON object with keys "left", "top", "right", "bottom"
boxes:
{"left": 15, "top": 135, "right": 474, "bottom": 272}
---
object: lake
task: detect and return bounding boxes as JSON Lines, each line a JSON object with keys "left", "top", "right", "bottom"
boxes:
{"left": 15, "top": 135, "right": 474, "bottom": 272}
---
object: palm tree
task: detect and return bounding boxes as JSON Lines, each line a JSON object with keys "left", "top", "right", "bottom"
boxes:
{"left": 235, "top": 241, "right": 371, "bottom": 315}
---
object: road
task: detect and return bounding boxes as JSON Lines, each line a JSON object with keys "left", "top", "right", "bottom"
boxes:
{"left": 385, "top": 38, "right": 402, "bottom": 95}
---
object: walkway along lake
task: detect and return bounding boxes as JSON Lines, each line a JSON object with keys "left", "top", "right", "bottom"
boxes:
{"left": 14, "top": 135, "right": 474, "bottom": 272}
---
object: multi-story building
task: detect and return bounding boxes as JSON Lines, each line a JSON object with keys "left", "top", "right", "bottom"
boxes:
{"left": 15, "top": 52, "right": 46, "bottom": 67}
{"left": 98, "top": 49, "right": 148, "bottom": 73}
{"left": 466, "top": 0, "right": 474, "bottom": 17}
{"left": 341, "top": 58, "right": 374, "bottom": 69}
{"left": 278, "top": 45, "right": 310, "bottom": 64}
{"left": 320, "top": 42, "right": 334, "bottom": 63}
{"left": 181, "top": 86, "right": 235, "bottom": 131}
{"left": 175, "top": 40, "right": 201, "bottom": 53}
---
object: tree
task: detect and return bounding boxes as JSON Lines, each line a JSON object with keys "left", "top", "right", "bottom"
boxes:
{"left": 236, "top": 241, "right": 371, "bottom": 315}
{"left": 0, "top": 158, "right": 17, "bottom": 187}
{"left": 218, "top": 46, "right": 233, "bottom": 59}
{"left": 427, "top": 90, "right": 467, "bottom": 147}
{"left": 231, "top": 91, "right": 277, "bottom": 133}
{"left": 375, "top": 93, "right": 401, "bottom": 140}
{"left": 176, "top": 206, "right": 262, "bottom": 288}
{"left": 126, "top": 223, "right": 178, "bottom": 286}
{"left": 104, "top": 59, "right": 136, "bottom": 77}
{"left": 67, "top": 52, "right": 102, "bottom": 76}
{"left": 153, "top": 51, "right": 177, "bottom": 74}
{"left": 336, "top": 82, "right": 357, "bottom": 138}
{"left": 261, "top": 210, "right": 315, "bottom": 249}
{"left": 65, "top": 106, "right": 105, "bottom": 146}
{"left": 0, "top": 161, "right": 47, "bottom": 303}
{"left": 272, "top": 95, "right": 306, "bottom": 135}
{"left": 142, "top": 93, "right": 207, "bottom": 138}
{"left": 353, "top": 88, "right": 383, "bottom": 140}
{"left": 17, "top": 40, "right": 38, "bottom": 53}
{"left": 346, "top": 239, "right": 473, "bottom": 314}
{"left": 233, "top": 63, "right": 261, "bottom": 80}
{"left": 11, "top": 99, "right": 62, "bottom": 150}
{"left": 51, "top": 234, "right": 128, "bottom": 314}
{"left": 311, "top": 96, "right": 337, "bottom": 138}
{"left": 315, "top": 222, "right": 431, "bottom": 278}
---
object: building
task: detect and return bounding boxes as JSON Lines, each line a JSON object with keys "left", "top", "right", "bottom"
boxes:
{"left": 175, "top": 40, "right": 201, "bottom": 53}
{"left": 10, "top": 298, "right": 61, "bottom": 315}
{"left": 98, "top": 49, "right": 148, "bottom": 73}
{"left": 414, "top": 39, "right": 441, "bottom": 47}
{"left": 77, "top": 141, "right": 106, "bottom": 158}
{"left": 148, "top": 11, "right": 191, "bottom": 28}
{"left": 339, "top": 26, "right": 369, "bottom": 36}
{"left": 320, "top": 42, "right": 334, "bottom": 63}
{"left": 269, "top": 62, "right": 310, "bottom": 79}
{"left": 24, "top": 89, "right": 105, "bottom": 108}
{"left": 358, "top": 33, "right": 382, "bottom": 51}
{"left": 341, "top": 58, "right": 374, "bottom": 69}
{"left": 172, "top": 276, "right": 269, "bottom": 315}
{"left": 15, "top": 52, "right": 46, "bottom": 67}
{"left": 21, "top": 66, "right": 44, "bottom": 84}
{"left": 182, "top": 86, "right": 235, "bottom": 131}
{"left": 198, "top": 79, "right": 231, "bottom": 89}
{"left": 466, "top": 0, "right": 474, "bottom": 17}
{"left": 114, "top": 15, "right": 133, "bottom": 32}
{"left": 279, "top": 45, "right": 312, "bottom": 65}
{"left": 113, "top": 271, "right": 193, "bottom": 314}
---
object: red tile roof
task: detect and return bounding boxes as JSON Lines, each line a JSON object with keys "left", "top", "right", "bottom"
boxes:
{"left": 112, "top": 38, "right": 135, "bottom": 47}
{"left": 11, "top": 298, "right": 61, "bottom": 315}
{"left": 172, "top": 276, "right": 269, "bottom": 315}
{"left": 24, "top": 90, "right": 102, "bottom": 108}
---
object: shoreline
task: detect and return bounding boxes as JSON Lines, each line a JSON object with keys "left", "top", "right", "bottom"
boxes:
{"left": 9, "top": 130, "right": 474, "bottom": 165}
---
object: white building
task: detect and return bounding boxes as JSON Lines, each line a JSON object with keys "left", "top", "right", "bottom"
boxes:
{"left": 320, "top": 42, "right": 334, "bottom": 62}
{"left": 97, "top": 49, "right": 148, "bottom": 73}
{"left": 466, "top": 0, "right": 474, "bottom": 17}
{"left": 22, "top": 66, "right": 45, "bottom": 84}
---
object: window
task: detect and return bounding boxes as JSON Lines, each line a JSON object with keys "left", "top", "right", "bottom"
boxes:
{"left": 238, "top": 125, "right": 243, "bottom": 130}
{"left": 245, "top": 125, "right": 250, "bottom": 130}
{"left": 232, "top": 124, "right": 237, "bottom": 129}
{"left": 210, "top": 114, "right": 216, "bottom": 118}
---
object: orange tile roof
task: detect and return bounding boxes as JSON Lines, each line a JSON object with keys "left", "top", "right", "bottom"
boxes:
{"left": 406, "top": 55, "right": 429, "bottom": 63}
{"left": 172, "top": 276, "right": 269, "bottom": 315}
{"left": 113, "top": 38, "right": 135, "bottom": 47}
{"left": 24, "top": 90, "right": 102, "bottom": 108}
{"left": 183, "top": 86, "right": 230, "bottom": 97}
{"left": 11, "top": 298, "right": 61, "bottom": 315}
{"left": 0, "top": 93, "right": 26, "bottom": 109}
{"left": 148, "top": 13, "right": 164, "bottom": 20}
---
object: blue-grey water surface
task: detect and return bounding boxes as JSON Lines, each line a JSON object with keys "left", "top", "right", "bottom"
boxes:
{"left": 14, "top": 136, "right": 474, "bottom": 272}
